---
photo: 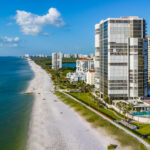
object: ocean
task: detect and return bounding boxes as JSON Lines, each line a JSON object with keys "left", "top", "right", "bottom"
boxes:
{"left": 0, "top": 57, "right": 34, "bottom": 150}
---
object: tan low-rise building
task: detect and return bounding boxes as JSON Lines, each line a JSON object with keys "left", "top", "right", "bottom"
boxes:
{"left": 86, "top": 70, "right": 95, "bottom": 85}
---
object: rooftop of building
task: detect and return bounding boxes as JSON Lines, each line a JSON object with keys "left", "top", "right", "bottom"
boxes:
{"left": 52, "top": 52, "right": 62, "bottom": 54}
{"left": 77, "top": 58, "right": 92, "bottom": 61}
{"left": 89, "top": 70, "right": 95, "bottom": 73}
{"left": 95, "top": 16, "right": 144, "bottom": 27}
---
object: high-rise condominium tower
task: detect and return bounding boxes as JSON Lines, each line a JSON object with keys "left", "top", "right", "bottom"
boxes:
{"left": 52, "top": 52, "right": 62, "bottom": 70}
{"left": 147, "top": 37, "right": 150, "bottom": 81}
{"left": 95, "top": 16, "right": 148, "bottom": 100}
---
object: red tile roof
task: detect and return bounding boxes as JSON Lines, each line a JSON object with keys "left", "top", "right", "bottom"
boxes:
{"left": 89, "top": 70, "right": 95, "bottom": 72}
{"left": 78, "top": 58, "right": 91, "bottom": 61}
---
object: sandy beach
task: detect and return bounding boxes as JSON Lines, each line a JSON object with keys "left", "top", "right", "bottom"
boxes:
{"left": 26, "top": 59, "right": 118, "bottom": 150}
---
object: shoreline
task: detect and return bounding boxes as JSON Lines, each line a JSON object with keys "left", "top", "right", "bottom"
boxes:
{"left": 25, "top": 59, "right": 121, "bottom": 150}
{"left": 25, "top": 58, "right": 36, "bottom": 150}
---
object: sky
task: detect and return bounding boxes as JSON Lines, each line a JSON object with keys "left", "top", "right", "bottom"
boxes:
{"left": 0, "top": 0, "right": 150, "bottom": 56}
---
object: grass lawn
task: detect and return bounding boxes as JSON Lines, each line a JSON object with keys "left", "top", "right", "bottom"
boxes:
{"left": 133, "top": 122, "right": 150, "bottom": 143}
{"left": 55, "top": 91, "right": 147, "bottom": 150}
{"left": 132, "top": 122, "right": 150, "bottom": 135}
{"left": 69, "top": 92, "right": 150, "bottom": 144}
{"left": 69, "top": 92, "right": 122, "bottom": 120}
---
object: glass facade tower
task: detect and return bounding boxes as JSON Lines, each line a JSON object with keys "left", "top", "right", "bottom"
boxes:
{"left": 147, "top": 37, "right": 150, "bottom": 81}
{"left": 95, "top": 16, "right": 148, "bottom": 100}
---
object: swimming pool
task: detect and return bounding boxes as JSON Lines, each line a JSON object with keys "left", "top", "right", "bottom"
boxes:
{"left": 133, "top": 112, "right": 150, "bottom": 116}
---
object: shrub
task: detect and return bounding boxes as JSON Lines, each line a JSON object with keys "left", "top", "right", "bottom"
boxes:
{"left": 107, "top": 144, "right": 116, "bottom": 150}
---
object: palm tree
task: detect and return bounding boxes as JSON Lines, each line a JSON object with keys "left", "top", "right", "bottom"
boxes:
{"left": 136, "top": 107, "right": 141, "bottom": 124}
{"left": 116, "top": 102, "right": 122, "bottom": 113}
{"left": 143, "top": 111, "right": 146, "bottom": 116}
{"left": 122, "top": 103, "right": 127, "bottom": 120}
{"left": 126, "top": 104, "right": 134, "bottom": 121}
{"left": 104, "top": 95, "right": 110, "bottom": 104}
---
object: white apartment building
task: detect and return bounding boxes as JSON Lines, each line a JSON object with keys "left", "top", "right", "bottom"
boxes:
{"left": 95, "top": 16, "right": 148, "bottom": 100}
{"left": 86, "top": 70, "right": 95, "bottom": 85}
{"left": 52, "top": 52, "right": 62, "bottom": 70}
{"left": 66, "top": 72, "right": 86, "bottom": 82}
{"left": 90, "top": 53, "right": 94, "bottom": 58}
{"left": 72, "top": 53, "right": 78, "bottom": 58}
{"left": 76, "top": 58, "right": 94, "bottom": 72}
{"left": 64, "top": 54, "right": 71, "bottom": 58}
{"left": 78, "top": 54, "right": 88, "bottom": 58}
{"left": 66, "top": 58, "right": 95, "bottom": 83}
{"left": 38, "top": 54, "right": 47, "bottom": 57}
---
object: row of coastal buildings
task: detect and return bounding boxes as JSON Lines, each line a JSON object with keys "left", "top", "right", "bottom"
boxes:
{"left": 52, "top": 52, "right": 95, "bottom": 85}
{"left": 52, "top": 16, "right": 150, "bottom": 102}
{"left": 29, "top": 53, "right": 93, "bottom": 59}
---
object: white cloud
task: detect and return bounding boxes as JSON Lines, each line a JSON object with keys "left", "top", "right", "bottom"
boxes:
{"left": 3, "top": 36, "right": 20, "bottom": 42}
{"left": 9, "top": 43, "right": 18, "bottom": 47}
{"left": 0, "top": 36, "right": 20, "bottom": 48}
{"left": 15, "top": 8, "right": 65, "bottom": 35}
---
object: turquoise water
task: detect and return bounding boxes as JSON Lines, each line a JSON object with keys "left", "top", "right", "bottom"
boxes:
{"left": 0, "top": 57, "right": 34, "bottom": 150}
{"left": 62, "top": 62, "right": 76, "bottom": 68}
{"left": 133, "top": 112, "right": 150, "bottom": 116}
